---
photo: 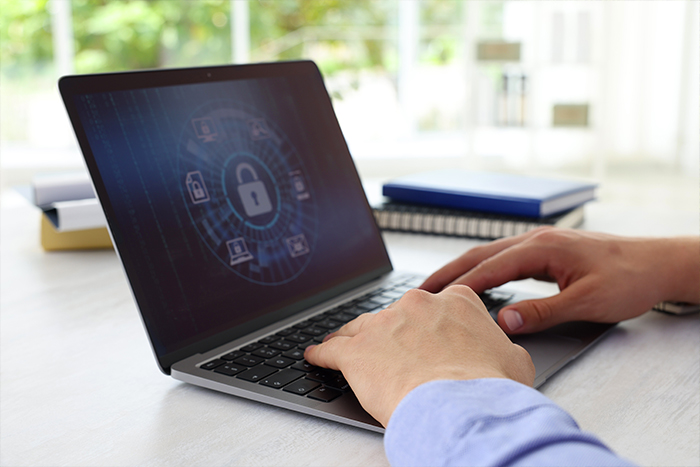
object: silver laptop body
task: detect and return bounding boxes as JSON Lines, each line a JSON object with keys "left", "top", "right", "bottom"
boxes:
{"left": 59, "top": 61, "right": 614, "bottom": 433}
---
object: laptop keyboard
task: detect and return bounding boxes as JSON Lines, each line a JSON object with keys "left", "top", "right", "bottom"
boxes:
{"left": 199, "top": 276, "right": 513, "bottom": 404}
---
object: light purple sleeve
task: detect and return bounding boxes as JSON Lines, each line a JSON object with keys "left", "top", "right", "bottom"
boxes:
{"left": 384, "top": 379, "right": 636, "bottom": 467}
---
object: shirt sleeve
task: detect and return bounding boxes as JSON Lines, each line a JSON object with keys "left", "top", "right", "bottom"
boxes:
{"left": 383, "top": 379, "right": 636, "bottom": 467}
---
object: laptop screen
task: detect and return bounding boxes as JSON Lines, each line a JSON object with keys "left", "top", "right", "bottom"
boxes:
{"left": 61, "top": 62, "right": 391, "bottom": 371}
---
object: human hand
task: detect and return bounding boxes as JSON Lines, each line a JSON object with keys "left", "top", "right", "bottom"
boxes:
{"left": 304, "top": 286, "right": 535, "bottom": 427}
{"left": 421, "top": 227, "right": 700, "bottom": 334}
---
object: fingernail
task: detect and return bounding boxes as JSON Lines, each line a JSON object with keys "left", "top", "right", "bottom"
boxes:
{"left": 304, "top": 345, "right": 317, "bottom": 353}
{"left": 503, "top": 308, "right": 524, "bottom": 331}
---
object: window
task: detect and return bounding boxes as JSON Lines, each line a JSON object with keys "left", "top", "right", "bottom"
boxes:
{"left": 1, "top": 0, "right": 697, "bottom": 180}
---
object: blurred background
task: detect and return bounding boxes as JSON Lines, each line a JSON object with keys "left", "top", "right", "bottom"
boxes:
{"left": 1, "top": 0, "right": 698, "bottom": 201}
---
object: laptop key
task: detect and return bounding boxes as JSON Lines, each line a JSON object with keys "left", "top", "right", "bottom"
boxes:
{"left": 315, "top": 318, "right": 342, "bottom": 329}
{"left": 300, "top": 340, "right": 319, "bottom": 349}
{"left": 269, "top": 340, "right": 295, "bottom": 351}
{"left": 344, "top": 306, "right": 366, "bottom": 317}
{"left": 307, "top": 386, "right": 343, "bottom": 403}
{"left": 285, "top": 333, "right": 312, "bottom": 344}
{"left": 275, "top": 328, "right": 296, "bottom": 337}
{"left": 479, "top": 291, "right": 514, "bottom": 310}
{"left": 291, "top": 360, "right": 318, "bottom": 372}
{"left": 240, "top": 343, "right": 263, "bottom": 352}
{"left": 369, "top": 297, "right": 393, "bottom": 306}
{"left": 325, "top": 374, "right": 350, "bottom": 391}
{"left": 252, "top": 347, "right": 280, "bottom": 359}
{"left": 266, "top": 356, "right": 296, "bottom": 368}
{"left": 200, "top": 359, "right": 226, "bottom": 370}
{"left": 260, "top": 369, "right": 306, "bottom": 389}
{"left": 380, "top": 290, "right": 404, "bottom": 300}
{"left": 214, "top": 363, "right": 246, "bottom": 377}
{"left": 234, "top": 355, "right": 264, "bottom": 367}
{"left": 306, "top": 369, "right": 341, "bottom": 384}
{"left": 258, "top": 335, "right": 281, "bottom": 345}
{"left": 237, "top": 365, "right": 278, "bottom": 383}
{"left": 282, "top": 348, "right": 305, "bottom": 360}
{"left": 329, "top": 312, "right": 356, "bottom": 323}
{"left": 220, "top": 350, "right": 245, "bottom": 361}
{"left": 293, "top": 320, "right": 314, "bottom": 329}
{"left": 283, "top": 378, "right": 321, "bottom": 395}
{"left": 299, "top": 327, "right": 325, "bottom": 337}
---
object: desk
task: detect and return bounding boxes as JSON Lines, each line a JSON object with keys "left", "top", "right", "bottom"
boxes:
{"left": 1, "top": 188, "right": 698, "bottom": 467}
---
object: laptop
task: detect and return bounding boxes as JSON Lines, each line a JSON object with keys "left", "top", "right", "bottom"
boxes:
{"left": 59, "top": 60, "right": 614, "bottom": 433}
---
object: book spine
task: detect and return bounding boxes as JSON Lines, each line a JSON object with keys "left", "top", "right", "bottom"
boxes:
{"left": 373, "top": 208, "right": 548, "bottom": 240}
{"left": 382, "top": 185, "right": 543, "bottom": 217}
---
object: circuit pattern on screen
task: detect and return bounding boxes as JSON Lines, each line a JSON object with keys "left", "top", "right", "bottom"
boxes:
{"left": 178, "top": 100, "right": 318, "bottom": 285}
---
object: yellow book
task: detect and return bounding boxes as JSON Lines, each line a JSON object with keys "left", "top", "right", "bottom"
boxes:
{"left": 40, "top": 214, "right": 113, "bottom": 251}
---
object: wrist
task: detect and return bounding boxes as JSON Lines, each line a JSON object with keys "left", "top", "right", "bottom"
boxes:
{"left": 650, "top": 237, "right": 700, "bottom": 304}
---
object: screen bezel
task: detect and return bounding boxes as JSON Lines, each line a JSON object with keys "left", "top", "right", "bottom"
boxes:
{"left": 59, "top": 61, "right": 393, "bottom": 373}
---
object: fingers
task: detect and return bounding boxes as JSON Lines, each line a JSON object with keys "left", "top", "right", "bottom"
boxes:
{"left": 420, "top": 229, "right": 547, "bottom": 293}
{"left": 327, "top": 312, "right": 375, "bottom": 339}
{"left": 497, "top": 279, "right": 597, "bottom": 334}
{"left": 304, "top": 335, "right": 350, "bottom": 371}
{"left": 304, "top": 313, "right": 376, "bottom": 368}
{"left": 449, "top": 249, "right": 546, "bottom": 294}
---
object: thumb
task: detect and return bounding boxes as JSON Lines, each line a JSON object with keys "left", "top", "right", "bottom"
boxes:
{"left": 497, "top": 284, "right": 593, "bottom": 334}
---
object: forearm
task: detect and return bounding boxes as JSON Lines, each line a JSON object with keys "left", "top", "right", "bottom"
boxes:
{"left": 650, "top": 237, "right": 700, "bottom": 304}
{"left": 384, "top": 379, "right": 635, "bottom": 467}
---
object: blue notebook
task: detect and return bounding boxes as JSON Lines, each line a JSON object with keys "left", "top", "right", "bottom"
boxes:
{"left": 382, "top": 170, "right": 597, "bottom": 218}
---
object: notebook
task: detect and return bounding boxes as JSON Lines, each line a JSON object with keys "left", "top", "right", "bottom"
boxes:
{"left": 382, "top": 170, "right": 597, "bottom": 218}
{"left": 59, "top": 61, "right": 615, "bottom": 433}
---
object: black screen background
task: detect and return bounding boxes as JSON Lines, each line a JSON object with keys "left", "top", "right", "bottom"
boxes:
{"left": 71, "top": 66, "right": 391, "bottom": 363}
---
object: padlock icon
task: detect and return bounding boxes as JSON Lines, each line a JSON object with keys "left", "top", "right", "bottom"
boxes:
{"left": 293, "top": 175, "right": 305, "bottom": 193}
{"left": 236, "top": 162, "right": 273, "bottom": 217}
{"left": 192, "top": 181, "right": 205, "bottom": 199}
{"left": 186, "top": 171, "right": 210, "bottom": 204}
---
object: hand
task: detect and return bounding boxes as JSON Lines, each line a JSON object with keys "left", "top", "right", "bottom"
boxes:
{"left": 421, "top": 227, "right": 700, "bottom": 334}
{"left": 304, "top": 286, "right": 535, "bottom": 427}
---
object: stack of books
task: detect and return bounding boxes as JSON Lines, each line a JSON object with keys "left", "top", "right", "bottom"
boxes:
{"left": 26, "top": 172, "right": 111, "bottom": 251}
{"left": 373, "top": 170, "right": 596, "bottom": 240}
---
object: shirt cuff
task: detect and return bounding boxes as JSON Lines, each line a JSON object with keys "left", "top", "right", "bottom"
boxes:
{"left": 384, "top": 378, "right": 634, "bottom": 467}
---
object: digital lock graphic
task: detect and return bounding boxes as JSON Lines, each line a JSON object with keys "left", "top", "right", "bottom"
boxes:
{"left": 191, "top": 181, "right": 205, "bottom": 199}
{"left": 180, "top": 101, "right": 318, "bottom": 285}
{"left": 236, "top": 162, "right": 273, "bottom": 217}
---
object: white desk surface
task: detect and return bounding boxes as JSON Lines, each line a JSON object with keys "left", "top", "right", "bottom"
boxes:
{"left": 1, "top": 188, "right": 699, "bottom": 467}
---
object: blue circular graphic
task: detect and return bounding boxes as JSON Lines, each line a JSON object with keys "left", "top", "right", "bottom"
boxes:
{"left": 178, "top": 100, "right": 318, "bottom": 285}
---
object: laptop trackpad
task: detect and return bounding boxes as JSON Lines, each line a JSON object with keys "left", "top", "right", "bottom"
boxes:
{"left": 512, "top": 333, "right": 582, "bottom": 383}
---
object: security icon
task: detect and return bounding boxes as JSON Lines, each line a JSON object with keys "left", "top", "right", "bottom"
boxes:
{"left": 226, "top": 237, "right": 254, "bottom": 266}
{"left": 185, "top": 171, "right": 210, "bottom": 204}
{"left": 236, "top": 162, "right": 273, "bottom": 217}
{"left": 192, "top": 181, "right": 205, "bottom": 199}
{"left": 192, "top": 117, "right": 217, "bottom": 143}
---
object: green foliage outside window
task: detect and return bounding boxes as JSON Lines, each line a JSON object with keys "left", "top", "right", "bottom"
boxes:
{"left": 0, "top": 0, "right": 465, "bottom": 141}
{"left": 0, "top": 0, "right": 53, "bottom": 76}
{"left": 1, "top": 0, "right": 465, "bottom": 77}
{"left": 0, "top": 0, "right": 402, "bottom": 77}
{"left": 71, "top": 0, "right": 232, "bottom": 73}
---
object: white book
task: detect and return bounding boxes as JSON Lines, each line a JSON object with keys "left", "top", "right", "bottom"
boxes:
{"left": 32, "top": 171, "right": 95, "bottom": 207}
{"left": 43, "top": 198, "right": 106, "bottom": 232}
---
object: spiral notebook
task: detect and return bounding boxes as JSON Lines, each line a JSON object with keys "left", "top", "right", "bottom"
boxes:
{"left": 373, "top": 201, "right": 584, "bottom": 239}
